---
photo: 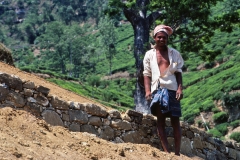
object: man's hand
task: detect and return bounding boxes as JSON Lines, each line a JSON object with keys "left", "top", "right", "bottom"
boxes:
{"left": 145, "top": 91, "right": 152, "bottom": 101}
{"left": 176, "top": 89, "right": 183, "bottom": 101}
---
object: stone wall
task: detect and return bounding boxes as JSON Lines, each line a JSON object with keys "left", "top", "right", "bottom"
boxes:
{"left": 0, "top": 72, "right": 240, "bottom": 160}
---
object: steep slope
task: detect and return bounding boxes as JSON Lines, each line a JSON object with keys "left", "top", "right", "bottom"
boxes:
{"left": 0, "top": 62, "right": 103, "bottom": 105}
{"left": 0, "top": 62, "right": 199, "bottom": 159}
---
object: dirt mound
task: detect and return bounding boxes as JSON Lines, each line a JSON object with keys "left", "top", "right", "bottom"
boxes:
{"left": 0, "top": 107, "right": 198, "bottom": 159}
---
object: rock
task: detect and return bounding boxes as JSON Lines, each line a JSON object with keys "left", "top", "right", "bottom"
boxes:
{"left": 165, "top": 127, "right": 173, "bottom": 137}
{"left": 103, "top": 118, "right": 110, "bottom": 126}
{"left": 0, "top": 73, "right": 23, "bottom": 91}
{"left": 122, "top": 131, "right": 142, "bottom": 143}
{"left": 23, "top": 81, "right": 35, "bottom": 89}
{"left": 51, "top": 96, "right": 69, "bottom": 110}
{"left": 126, "top": 110, "right": 143, "bottom": 118}
{"left": 69, "top": 101, "right": 82, "bottom": 110}
{"left": 180, "top": 137, "right": 192, "bottom": 156}
{"left": 115, "top": 137, "right": 124, "bottom": 143}
{"left": 81, "top": 124, "right": 98, "bottom": 135}
{"left": 69, "top": 110, "right": 88, "bottom": 124}
{"left": 192, "top": 136, "right": 203, "bottom": 150}
{"left": 121, "top": 113, "right": 131, "bottom": 122}
{"left": 0, "top": 86, "right": 9, "bottom": 101}
{"left": 42, "top": 110, "right": 64, "bottom": 126}
{"left": 167, "top": 137, "right": 175, "bottom": 152}
{"left": 26, "top": 102, "right": 42, "bottom": 116}
{"left": 228, "top": 148, "right": 240, "bottom": 159}
{"left": 186, "top": 130, "right": 194, "bottom": 139}
{"left": 99, "top": 126, "right": 114, "bottom": 140}
{"left": 88, "top": 116, "right": 102, "bottom": 126}
{"left": 23, "top": 88, "right": 33, "bottom": 97}
{"left": 69, "top": 123, "right": 80, "bottom": 132}
{"left": 37, "top": 85, "right": 50, "bottom": 96}
{"left": 138, "top": 125, "right": 148, "bottom": 137}
{"left": 27, "top": 97, "right": 36, "bottom": 103}
{"left": 82, "top": 103, "right": 108, "bottom": 117}
{"left": 7, "top": 91, "right": 26, "bottom": 108}
{"left": 108, "top": 109, "right": 121, "bottom": 119}
{"left": 203, "top": 141, "right": 215, "bottom": 151}
{"left": 141, "top": 118, "right": 153, "bottom": 126}
{"left": 110, "top": 119, "right": 132, "bottom": 130}
{"left": 35, "top": 94, "right": 49, "bottom": 107}
{"left": 62, "top": 113, "right": 70, "bottom": 122}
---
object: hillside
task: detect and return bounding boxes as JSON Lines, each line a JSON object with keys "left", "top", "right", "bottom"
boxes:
{"left": 0, "top": 62, "right": 199, "bottom": 160}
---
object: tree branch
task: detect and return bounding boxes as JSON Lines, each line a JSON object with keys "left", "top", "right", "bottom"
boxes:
{"left": 147, "top": 11, "right": 162, "bottom": 26}
{"left": 123, "top": 8, "right": 138, "bottom": 25}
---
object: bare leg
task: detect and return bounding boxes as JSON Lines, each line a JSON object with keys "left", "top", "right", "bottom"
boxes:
{"left": 156, "top": 108, "right": 170, "bottom": 153}
{"left": 171, "top": 116, "right": 181, "bottom": 156}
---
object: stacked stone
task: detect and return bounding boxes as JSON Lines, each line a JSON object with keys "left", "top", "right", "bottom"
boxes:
{"left": 0, "top": 72, "right": 240, "bottom": 159}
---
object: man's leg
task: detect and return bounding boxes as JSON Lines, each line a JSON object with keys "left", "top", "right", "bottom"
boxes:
{"left": 170, "top": 116, "right": 181, "bottom": 156}
{"left": 156, "top": 108, "right": 170, "bottom": 153}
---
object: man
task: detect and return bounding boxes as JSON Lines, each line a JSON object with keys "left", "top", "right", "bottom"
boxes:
{"left": 143, "top": 25, "right": 184, "bottom": 156}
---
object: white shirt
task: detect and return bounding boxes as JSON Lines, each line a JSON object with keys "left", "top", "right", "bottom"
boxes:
{"left": 143, "top": 47, "right": 184, "bottom": 92}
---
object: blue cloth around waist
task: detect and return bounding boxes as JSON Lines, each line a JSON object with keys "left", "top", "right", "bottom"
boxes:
{"left": 150, "top": 88, "right": 182, "bottom": 117}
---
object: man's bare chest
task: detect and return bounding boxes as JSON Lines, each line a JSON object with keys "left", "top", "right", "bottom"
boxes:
{"left": 156, "top": 51, "right": 170, "bottom": 66}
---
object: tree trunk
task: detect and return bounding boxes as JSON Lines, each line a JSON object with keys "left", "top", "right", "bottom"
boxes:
{"left": 132, "top": 20, "right": 151, "bottom": 114}
{"left": 123, "top": 0, "right": 161, "bottom": 114}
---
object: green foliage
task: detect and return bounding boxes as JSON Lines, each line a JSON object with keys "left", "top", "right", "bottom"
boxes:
{"left": 98, "top": 16, "right": 117, "bottom": 75}
{"left": 212, "top": 108, "right": 221, "bottom": 113}
{"left": 213, "top": 112, "right": 229, "bottom": 124}
{"left": 230, "top": 132, "right": 240, "bottom": 142}
{"left": 230, "top": 120, "right": 240, "bottom": 129}
{"left": 48, "top": 78, "right": 134, "bottom": 109}
{"left": 215, "top": 123, "right": 228, "bottom": 135}
{"left": 223, "top": 93, "right": 240, "bottom": 107}
{"left": 87, "top": 75, "right": 101, "bottom": 87}
{"left": 208, "top": 128, "right": 223, "bottom": 138}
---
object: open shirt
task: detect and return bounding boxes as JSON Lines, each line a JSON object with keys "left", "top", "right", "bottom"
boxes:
{"left": 143, "top": 47, "right": 184, "bottom": 92}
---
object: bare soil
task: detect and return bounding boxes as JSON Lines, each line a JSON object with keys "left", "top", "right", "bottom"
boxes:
{"left": 0, "top": 62, "right": 200, "bottom": 160}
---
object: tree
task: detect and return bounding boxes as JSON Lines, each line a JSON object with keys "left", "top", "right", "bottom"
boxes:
{"left": 36, "top": 22, "right": 89, "bottom": 77}
{"left": 3, "top": 10, "right": 17, "bottom": 36}
{"left": 98, "top": 17, "right": 117, "bottom": 75}
{"left": 36, "top": 22, "right": 67, "bottom": 73}
{"left": 107, "top": 0, "right": 239, "bottom": 113}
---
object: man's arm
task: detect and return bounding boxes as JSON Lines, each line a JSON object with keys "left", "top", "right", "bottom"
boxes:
{"left": 144, "top": 76, "right": 152, "bottom": 101}
{"left": 175, "top": 72, "right": 183, "bottom": 101}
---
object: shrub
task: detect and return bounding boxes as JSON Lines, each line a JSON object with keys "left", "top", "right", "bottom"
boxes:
{"left": 212, "top": 108, "right": 221, "bottom": 113}
{"left": 215, "top": 123, "right": 228, "bottom": 135}
{"left": 230, "top": 120, "right": 240, "bottom": 129}
{"left": 230, "top": 132, "right": 240, "bottom": 142}
{"left": 187, "top": 117, "right": 195, "bottom": 124}
{"left": 213, "top": 112, "right": 228, "bottom": 123}
{"left": 208, "top": 128, "right": 223, "bottom": 138}
{"left": 223, "top": 93, "right": 240, "bottom": 106}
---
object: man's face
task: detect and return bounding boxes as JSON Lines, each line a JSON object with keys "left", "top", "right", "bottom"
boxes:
{"left": 154, "top": 31, "right": 168, "bottom": 46}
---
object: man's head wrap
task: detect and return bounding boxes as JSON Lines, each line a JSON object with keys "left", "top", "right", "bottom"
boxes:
{"left": 153, "top": 25, "right": 173, "bottom": 37}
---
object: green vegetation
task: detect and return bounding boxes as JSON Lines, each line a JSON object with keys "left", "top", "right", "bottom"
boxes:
{"left": 213, "top": 112, "right": 229, "bottom": 124}
{"left": 230, "top": 120, "right": 240, "bottom": 129}
{"left": 208, "top": 128, "right": 224, "bottom": 138}
{"left": 230, "top": 132, "right": 240, "bottom": 142}
{"left": 48, "top": 78, "right": 135, "bottom": 111}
